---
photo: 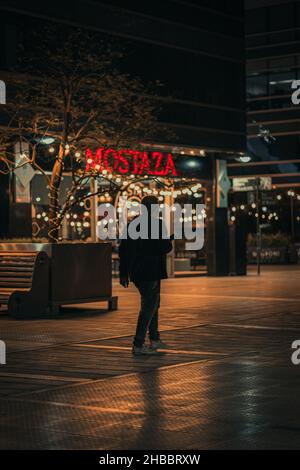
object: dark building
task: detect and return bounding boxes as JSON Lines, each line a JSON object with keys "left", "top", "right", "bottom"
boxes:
{"left": 226, "top": 0, "right": 300, "bottom": 248}
{"left": 0, "top": 1, "right": 246, "bottom": 274}
{"left": 245, "top": 0, "right": 300, "bottom": 188}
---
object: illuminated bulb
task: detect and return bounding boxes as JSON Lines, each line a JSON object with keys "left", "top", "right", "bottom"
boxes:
{"left": 37, "top": 214, "right": 41, "bottom": 219}
{"left": 75, "top": 151, "right": 81, "bottom": 157}
{"left": 35, "top": 197, "right": 41, "bottom": 202}
{"left": 277, "top": 195, "right": 282, "bottom": 200}
{"left": 44, "top": 216, "right": 49, "bottom": 222}
{"left": 251, "top": 203, "right": 256, "bottom": 209}
{"left": 70, "top": 221, "right": 75, "bottom": 227}
{"left": 231, "top": 216, "right": 236, "bottom": 222}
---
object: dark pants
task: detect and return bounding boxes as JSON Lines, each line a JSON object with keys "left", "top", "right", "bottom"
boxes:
{"left": 133, "top": 280, "right": 161, "bottom": 347}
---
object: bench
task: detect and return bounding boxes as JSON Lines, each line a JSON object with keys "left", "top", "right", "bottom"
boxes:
{"left": 0, "top": 250, "right": 49, "bottom": 318}
{"left": 0, "top": 243, "right": 118, "bottom": 319}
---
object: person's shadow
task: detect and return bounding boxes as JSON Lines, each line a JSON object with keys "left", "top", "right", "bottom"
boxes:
{"left": 130, "top": 368, "right": 165, "bottom": 450}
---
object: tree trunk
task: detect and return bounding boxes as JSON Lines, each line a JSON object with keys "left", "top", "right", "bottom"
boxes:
{"left": 48, "top": 144, "right": 65, "bottom": 242}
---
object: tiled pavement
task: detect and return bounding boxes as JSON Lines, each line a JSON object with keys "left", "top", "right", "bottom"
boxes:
{"left": 1, "top": 266, "right": 300, "bottom": 449}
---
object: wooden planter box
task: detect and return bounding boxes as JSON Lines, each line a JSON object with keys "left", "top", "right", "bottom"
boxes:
{"left": 0, "top": 242, "right": 117, "bottom": 318}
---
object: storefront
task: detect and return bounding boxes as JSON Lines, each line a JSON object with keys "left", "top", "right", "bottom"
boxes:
{"left": 0, "top": 142, "right": 237, "bottom": 276}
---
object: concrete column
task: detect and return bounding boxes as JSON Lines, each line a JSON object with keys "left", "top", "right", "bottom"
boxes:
{"left": 206, "top": 156, "right": 230, "bottom": 276}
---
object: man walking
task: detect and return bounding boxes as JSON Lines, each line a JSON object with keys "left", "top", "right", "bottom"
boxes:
{"left": 119, "top": 195, "right": 173, "bottom": 355}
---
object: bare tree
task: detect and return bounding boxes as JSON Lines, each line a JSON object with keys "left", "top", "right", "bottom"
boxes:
{"left": 0, "top": 26, "right": 170, "bottom": 241}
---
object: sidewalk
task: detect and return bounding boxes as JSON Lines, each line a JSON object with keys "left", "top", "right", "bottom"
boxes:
{"left": 1, "top": 266, "right": 300, "bottom": 449}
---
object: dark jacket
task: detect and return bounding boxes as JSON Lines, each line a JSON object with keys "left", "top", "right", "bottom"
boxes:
{"left": 119, "top": 218, "right": 173, "bottom": 283}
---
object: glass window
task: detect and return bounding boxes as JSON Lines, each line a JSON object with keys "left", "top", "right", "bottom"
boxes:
{"left": 269, "top": 56, "right": 296, "bottom": 71}
{"left": 269, "top": 30, "right": 296, "bottom": 44}
{"left": 269, "top": 4, "right": 295, "bottom": 31}
{"left": 246, "top": 35, "right": 267, "bottom": 48}
{"left": 247, "top": 74, "right": 268, "bottom": 97}
{"left": 269, "top": 70, "right": 296, "bottom": 95}
{"left": 246, "top": 8, "right": 267, "bottom": 34}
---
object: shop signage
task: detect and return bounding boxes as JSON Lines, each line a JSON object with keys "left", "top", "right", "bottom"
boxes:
{"left": 14, "top": 143, "right": 34, "bottom": 203}
{"left": 85, "top": 147, "right": 178, "bottom": 176}
{"left": 233, "top": 177, "right": 272, "bottom": 192}
{"left": 0, "top": 80, "right": 6, "bottom": 104}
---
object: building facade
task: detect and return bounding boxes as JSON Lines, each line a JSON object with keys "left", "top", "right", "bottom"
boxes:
{"left": 225, "top": 0, "right": 300, "bottom": 260}
{"left": 0, "top": 0, "right": 246, "bottom": 274}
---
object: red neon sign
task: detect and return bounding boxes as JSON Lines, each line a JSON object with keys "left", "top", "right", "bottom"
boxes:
{"left": 85, "top": 148, "right": 177, "bottom": 176}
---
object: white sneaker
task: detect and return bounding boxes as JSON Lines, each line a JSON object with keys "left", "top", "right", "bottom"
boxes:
{"left": 132, "top": 344, "right": 160, "bottom": 356}
{"left": 150, "top": 340, "right": 169, "bottom": 350}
